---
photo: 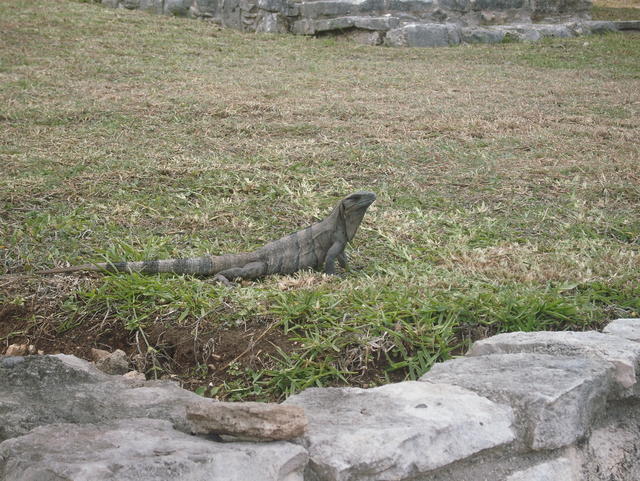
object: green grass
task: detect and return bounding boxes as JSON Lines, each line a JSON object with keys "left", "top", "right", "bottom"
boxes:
{"left": 1, "top": 0, "right": 639, "bottom": 400}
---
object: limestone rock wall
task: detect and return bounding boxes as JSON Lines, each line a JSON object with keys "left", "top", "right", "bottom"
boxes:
{"left": 95, "top": 0, "right": 640, "bottom": 46}
{"left": 2, "top": 318, "right": 640, "bottom": 480}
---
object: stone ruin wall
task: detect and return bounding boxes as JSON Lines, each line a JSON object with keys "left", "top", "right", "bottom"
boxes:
{"left": 98, "top": 0, "right": 639, "bottom": 46}
{"left": 4, "top": 318, "right": 640, "bottom": 480}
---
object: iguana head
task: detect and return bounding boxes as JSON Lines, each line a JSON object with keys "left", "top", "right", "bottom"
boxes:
{"left": 338, "top": 191, "right": 376, "bottom": 241}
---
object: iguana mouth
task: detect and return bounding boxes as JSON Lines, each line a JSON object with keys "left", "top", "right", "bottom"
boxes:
{"left": 347, "top": 191, "right": 376, "bottom": 209}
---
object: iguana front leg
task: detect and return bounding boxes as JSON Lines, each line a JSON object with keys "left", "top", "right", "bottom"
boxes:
{"left": 214, "top": 261, "right": 267, "bottom": 285}
{"left": 324, "top": 241, "right": 347, "bottom": 275}
{"left": 337, "top": 251, "right": 348, "bottom": 269}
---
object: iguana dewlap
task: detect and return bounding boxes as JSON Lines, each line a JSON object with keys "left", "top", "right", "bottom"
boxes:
{"left": 38, "top": 191, "right": 376, "bottom": 284}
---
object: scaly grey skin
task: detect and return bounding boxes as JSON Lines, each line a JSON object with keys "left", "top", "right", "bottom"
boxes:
{"left": 36, "top": 192, "right": 376, "bottom": 284}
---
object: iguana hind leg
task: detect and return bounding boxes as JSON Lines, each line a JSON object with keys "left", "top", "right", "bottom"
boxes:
{"left": 214, "top": 261, "right": 267, "bottom": 285}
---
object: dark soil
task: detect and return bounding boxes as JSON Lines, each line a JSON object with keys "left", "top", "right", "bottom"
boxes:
{"left": 0, "top": 299, "right": 300, "bottom": 398}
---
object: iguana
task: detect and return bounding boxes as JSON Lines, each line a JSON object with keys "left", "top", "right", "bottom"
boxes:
{"left": 34, "top": 191, "right": 376, "bottom": 284}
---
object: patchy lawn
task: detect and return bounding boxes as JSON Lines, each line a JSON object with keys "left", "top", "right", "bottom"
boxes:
{"left": 1, "top": 0, "right": 639, "bottom": 400}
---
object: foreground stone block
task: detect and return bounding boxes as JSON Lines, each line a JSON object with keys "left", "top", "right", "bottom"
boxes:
{"left": 0, "top": 355, "right": 203, "bottom": 441}
{"left": 603, "top": 318, "right": 640, "bottom": 343}
{"left": 284, "top": 381, "right": 515, "bottom": 481}
{"left": 187, "top": 401, "right": 308, "bottom": 440}
{"left": 468, "top": 331, "right": 640, "bottom": 396}
{"left": 0, "top": 418, "right": 307, "bottom": 481}
{"left": 506, "top": 457, "right": 579, "bottom": 481}
{"left": 421, "top": 353, "right": 612, "bottom": 449}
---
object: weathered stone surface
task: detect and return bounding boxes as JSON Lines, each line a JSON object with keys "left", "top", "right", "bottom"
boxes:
{"left": 468, "top": 331, "right": 640, "bottom": 396}
{"left": 97, "top": 0, "right": 619, "bottom": 48}
{"left": 603, "top": 318, "right": 640, "bottom": 343}
{"left": 421, "top": 353, "right": 613, "bottom": 449}
{"left": 164, "top": 0, "right": 191, "bottom": 16}
{"left": 582, "top": 400, "right": 640, "bottom": 481}
{"left": 354, "top": 15, "right": 400, "bottom": 30}
{"left": 191, "top": 0, "right": 219, "bottom": 17}
{"left": 297, "top": 0, "right": 364, "bottom": 19}
{"left": 187, "top": 401, "right": 308, "bottom": 440}
{"left": 497, "top": 25, "right": 543, "bottom": 41}
{"left": 0, "top": 418, "right": 307, "bottom": 481}
{"left": 95, "top": 348, "right": 130, "bottom": 375}
{"left": 506, "top": 457, "right": 579, "bottom": 481}
{"left": 314, "top": 16, "right": 357, "bottom": 31}
{"left": 0, "top": 354, "right": 203, "bottom": 441}
{"left": 584, "top": 20, "right": 618, "bottom": 33}
{"left": 284, "top": 381, "right": 515, "bottom": 481}
{"left": 256, "top": 12, "right": 290, "bottom": 33}
{"left": 121, "top": 0, "right": 141, "bottom": 9}
{"left": 385, "top": 22, "right": 461, "bottom": 47}
{"left": 531, "top": 0, "right": 591, "bottom": 19}
{"left": 303, "top": 15, "right": 401, "bottom": 33}
{"left": 531, "top": 23, "right": 574, "bottom": 37}
{"left": 461, "top": 26, "right": 505, "bottom": 43}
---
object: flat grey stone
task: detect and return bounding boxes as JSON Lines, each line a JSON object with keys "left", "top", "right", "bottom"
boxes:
{"left": 385, "top": 23, "right": 461, "bottom": 47}
{"left": 583, "top": 20, "right": 618, "bottom": 34}
{"left": 468, "top": 331, "right": 640, "bottom": 397}
{"left": 284, "top": 381, "right": 515, "bottom": 481}
{"left": 496, "top": 25, "right": 542, "bottom": 42}
{"left": 164, "top": 0, "right": 191, "bottom": 16}
{"left": 506, "top": 457, "right": 579, "bottom": 481}
{"left": 603, "top": 318, "right": 640, "bottom": 343}
{"left": 421, "top": 353, "right": 613, "bottom": 449}
{"left": 461, "top": 27, "right": 505, "bottom": 43}
{"left": 313, "top": 16, "right": 356, "bottom": 32}
{"left": 298, "top": 0, "right": 361, "bottom": 19}
{"left": 353, "top": 16, "right": 400, "bottom": 30}
{"left": 531, "top": 23, "right": 574, "bottom": 38}
{"left": 0, "top": 418, "right": 307, "bottom": 481}
{"left": 0, "top": 355, "right": 204, "bottom": 441}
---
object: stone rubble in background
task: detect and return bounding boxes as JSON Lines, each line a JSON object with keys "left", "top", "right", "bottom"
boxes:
{"left": 1, "top": 318, "right": 640, "bottom": 480}
{"left": 97, "top": 0, "right": 640, "bottom": 47}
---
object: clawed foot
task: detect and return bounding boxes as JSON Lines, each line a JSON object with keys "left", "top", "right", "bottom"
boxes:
{"left": 212, "top": 274, "right": 235, "bottom": 287}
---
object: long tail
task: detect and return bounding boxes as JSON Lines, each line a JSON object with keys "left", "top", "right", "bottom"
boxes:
{"left": 37, "top": 257, "right": 219, "bottom": 276}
